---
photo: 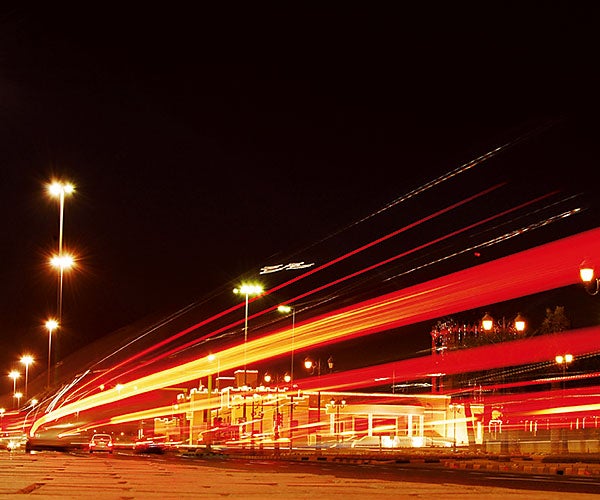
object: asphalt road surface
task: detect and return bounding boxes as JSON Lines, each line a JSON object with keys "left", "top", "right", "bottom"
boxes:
{"left": 1, "top": 450, "right": 599, "bottom": 499}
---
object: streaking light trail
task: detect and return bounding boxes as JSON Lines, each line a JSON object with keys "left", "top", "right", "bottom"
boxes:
{"left": 29, "top": 227, "right": 600, "bottom": 436}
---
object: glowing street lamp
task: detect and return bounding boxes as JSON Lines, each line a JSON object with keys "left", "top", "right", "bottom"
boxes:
{"left": 555, "top": 353, "right": 574, "bottom": 383}
{"left": 20, "top": 355, "right": 34, "bottom": 399}
{"left": 277, "top": 304, "right": 296, "bottom": 384}
{"left": 481, "top": 312, "right": 526, "bottom": 335}
{"left": 8, "top": 370, "right": 20, "bottom": 392}
{"left": 45, "top": 318, "right": 59, "bottom": 387}
{"left": 49, "top": 252, "right": 75, "bottom": 325}
{"left": 14, "top": 392, "right": 23, "bottom": 408}
{"left": 48, "top": 180, "right": 75, "bottom": 330}
{"left": 233, "top": 283, "right": 263, "bottom": 388}
{"left": 580, "top": 261, "right": 598, "bottom": 295}
{"left": 8, "top": 371, "right": 20, "bottom": 407}
{"left": 304, "top": 355, "right": 333, "bottom": 448}
{"left": 329, "top": 398, "right": 346, "bottom": 442}
{"left": 263, "top": 372, "right": 291, "bottom": 449}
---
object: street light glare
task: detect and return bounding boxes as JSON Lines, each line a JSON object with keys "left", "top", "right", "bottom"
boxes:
{"left": 20, "top": 355, "right": 34, "bottom": 366}
{"left": 45, "top": 319, "right": 59, "bottom": 332}
{"left": 8, "top": 370, "right": 20, "bottom": 380}
{"left": 48, "top": 181, "right": 75, "bottom": 197}
{"left": 233, "top": 284, "right": 263, "bottom": 296}
{"left": 277, "top": 304, "right": 292, "bottom": 314}
{"left": 50, "top": 254, "right": 75, "bottom": 270}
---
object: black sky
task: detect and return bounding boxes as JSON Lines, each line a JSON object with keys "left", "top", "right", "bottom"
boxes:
{"left": 1, "top": 4, "right": 599, "bottom": 383}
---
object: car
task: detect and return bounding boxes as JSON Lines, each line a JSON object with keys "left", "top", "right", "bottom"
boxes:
{"left": 88, "top": 433, "right": 113, "bottom": 454}
{"left": 133, "top": 437, "right": 168, "bottom": 454}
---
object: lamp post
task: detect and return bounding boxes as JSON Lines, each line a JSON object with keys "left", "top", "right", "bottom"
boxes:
{"left": 555, "top": 354, "right": 573, "bottom": 453}
{"left": 233, "top": 283, "right": 263, "bottom": 388}
{"left": 48, "top": 180, "right": 75, "bottom": 325}
{"left": 304, "top": 355, "right": 333, "bottom": 448}
{"left": 481, "top": 312, "right": 526, "bottom": 337}
{"left": 329, "top": 398, "right": 346, "bottom": 442}
{"left": 49, "top": 253, "right": 74, "bottom": 326}
{"left": 580, "top": 262, "right": 599, "bottom": 295}
{"left": 14, "top": 392, "right": 22, "bottom": 408}
{"left": 263, "top": 372, "right": 290, "bottom": 451}
{"left": 8, "top": 371, "right": 20, "bottom": 408}
{"left": 277, "top": 304, "right": 296, "bottom": 385}
{"left": 45, "top": 318, "right": 58, "bottom": 388}
{"left": 555, "top": 353, "right": 574, "bottom": 386}
{"left": 20, "top": 355, "right": 34, "bottom": 399}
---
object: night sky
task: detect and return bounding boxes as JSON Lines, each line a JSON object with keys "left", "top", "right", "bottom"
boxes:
{"left": 1, "top": 4, "right": 599, "bottom": 386}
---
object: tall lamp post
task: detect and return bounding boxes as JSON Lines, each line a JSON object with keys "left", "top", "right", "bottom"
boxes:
{"left": 329, "top": 398, "right": 346, "bottom": 442}
{"left": 277, "top": 304, "right": 296, "bottom": 384}
{"left": 233, "top": 284, "right": 263, "bottom": 387}
{"left": 304, "top": 355, "right": 333, "bottom": 448}
{"left": 20, "top": 355, "right": 34, "bottom": 399}
{"left": 263, "top": 372, "right": 291, "bottom": 451}
{"left": 48, "top": 180, "right": 75, "bottom": 325}
{"left": 49, "top": 254, "right": 74, "bottom": 325}
{"left": 8, "top": 371, "right": 20, "bottom": 408}
{"left": 555, "top": 353, "right": 574, "bottom": 386}
{"left": 555, "top": 353, "right": 573, "bottom": 453}
{"left": 45, "top": 318, "right": 59, "bottom": 388}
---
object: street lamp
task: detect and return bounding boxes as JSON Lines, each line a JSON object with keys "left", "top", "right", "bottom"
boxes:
{"left": 580, "top": 262, "right": 598, "bottom": 295}
{"left": 481, "top": 312, "right": 526, "bottom": 336}
{"left": 49, "top": 253, "right": 75, "bottom": 325}
{"left": 263, "top": 372, "right": 290, "bottom": 450}
{"left": 14, "top": 392, "right": 23, "bottom": 408}
{"left": 329, "top": 398, "right": 346, "bottom": 442}
{"left": 555, "top": 353, "right": 573, "bottom": 453}
{"left": 48, "top": 180, "right": 75, "bottom": 325}
{"left": 8, "top": 370, "right": 20, "bottom": 392}
{"left": 45, "top": 318, "right": 59, "bottom": 387}
{"left": 277, "top": 304, "right": 296, "bottom": 385}
{"left": 20, "top": 355, "right": 34, "bottom": 399}
{"left": 555, "top": 353, "right": 574, "bottom": 383}
{"left": 233, "top": 283, "right": 263, "bottom": 387}
{"left": 304, "top": 355, "right": 333, "bottom": 448}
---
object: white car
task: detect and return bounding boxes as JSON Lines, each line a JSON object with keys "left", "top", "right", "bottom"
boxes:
{"left": 88, "top": 433, "right": 113, "bottom": 454}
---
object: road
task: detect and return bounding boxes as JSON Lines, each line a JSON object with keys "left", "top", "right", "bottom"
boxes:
{"left": 1, "top": 449, "right": 599, "bottom": 499}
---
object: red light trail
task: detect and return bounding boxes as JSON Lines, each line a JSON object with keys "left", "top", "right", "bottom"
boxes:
{"left": 30, "top": 227, "right": 600, "bottom": 435}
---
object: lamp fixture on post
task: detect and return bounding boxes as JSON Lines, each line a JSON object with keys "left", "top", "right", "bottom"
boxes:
{"left": 277, "top": 304, "right": 296, "bottom": 385}
{"left": 555, "top": 353, "right": 574, "bottom": 383}
{"left": 8, "top": 371, "right": 20, "bottom": 408}
{"left": 233, "top": 283, "right": 264, "bottom": 388}
{"left": 580, "top": 261, "right": 598, "bottom": 295}
{"left": 304, "top": 355, "right": 334, "bottom": 449}
{"left": 481, "top": 312, "right": 527, "bottom": 337}
{"left": 263, "top": 372, "right": 290, "bottom": 450}
{"left": 20, "top": 355, "right": 34, "bottom": 399}
{"left": 47, "top": 180, "right": 75, "bottom": 328}
{"left": 45, "top": 318, "right": 59, "bottom": 388}
{"left": 329, "top": 398, "right": 346, "bottom": 442}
